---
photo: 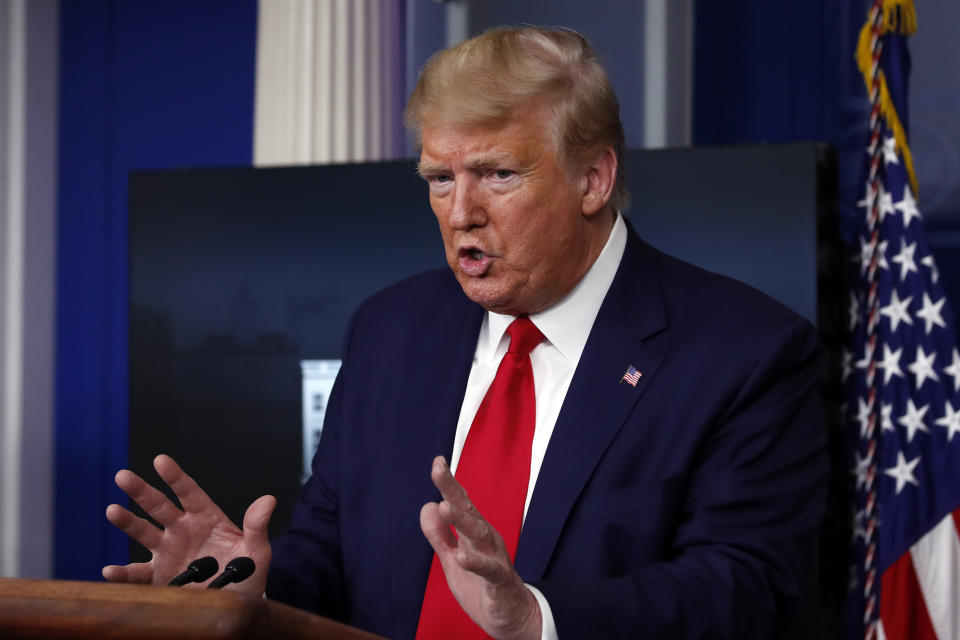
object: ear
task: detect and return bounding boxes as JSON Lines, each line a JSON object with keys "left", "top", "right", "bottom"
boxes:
{"left": 580, "top": 147, "right": 618, "bottom": 217}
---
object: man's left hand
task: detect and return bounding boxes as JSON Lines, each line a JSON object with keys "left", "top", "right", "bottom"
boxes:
{"left": 420, "top": 456, "right": 543, "bottom": 640}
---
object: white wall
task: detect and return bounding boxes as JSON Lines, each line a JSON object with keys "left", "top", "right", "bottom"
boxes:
{"left": 0, "top": 0, "right": 58, "bottom": 579}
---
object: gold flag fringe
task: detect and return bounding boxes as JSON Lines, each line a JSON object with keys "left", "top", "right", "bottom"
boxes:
{"left": 855, "top": 0, "right": 919, "bottom": 197}
{"left": 881, "top": 0, "right": 917, "bottom": 35}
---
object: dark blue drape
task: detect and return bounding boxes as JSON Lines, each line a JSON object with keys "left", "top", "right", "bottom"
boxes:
{"left": 55, "top": 0, "right": 257, "bottom": 580}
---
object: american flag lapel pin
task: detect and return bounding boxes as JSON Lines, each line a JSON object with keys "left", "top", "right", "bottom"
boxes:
{"left": 620, "top": 365, "right": 642, "bottom": 387}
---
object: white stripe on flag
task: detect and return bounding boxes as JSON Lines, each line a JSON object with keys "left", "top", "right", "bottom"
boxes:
{"left": 878, "top": 619, "right": 888, "bottom": 640}
{"left": 910, "top": 511, "right": 960, "bottom": 640}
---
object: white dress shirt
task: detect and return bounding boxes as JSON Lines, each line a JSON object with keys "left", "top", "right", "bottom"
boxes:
{"left": 448, "top": 213, "right": 628, "bottom": 639}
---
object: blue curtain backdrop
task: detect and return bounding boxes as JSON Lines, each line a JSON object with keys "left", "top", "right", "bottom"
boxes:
{"left": 55, "top": 0, "right": 257, "bottom": 580}
{"left": 693, "top": 1, "right": 843, "bottom": 145}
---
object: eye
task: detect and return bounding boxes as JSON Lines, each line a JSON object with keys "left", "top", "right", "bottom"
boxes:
{"left": 492, "top": 169, "right": 514, "bottom": 180}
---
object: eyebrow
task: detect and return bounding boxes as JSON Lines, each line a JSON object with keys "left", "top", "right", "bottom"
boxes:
{"left": 416, "top": 161, "right": 446, "bottom": 178}
{"left": 417, "top": 153, "right": 524, "bottom": 178}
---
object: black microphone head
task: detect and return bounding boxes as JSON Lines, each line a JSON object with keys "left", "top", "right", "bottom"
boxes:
{"left": 169, "top": 555, "right": 219, "bottom": 586}
{"left": 225, "top": 557, "right": 256, "bottom": 582}
{"left": 188, "top": 556, "right": 219, "bottom": 582}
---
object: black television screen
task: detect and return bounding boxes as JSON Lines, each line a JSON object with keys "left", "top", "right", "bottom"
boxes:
{"left": 128, "top": 143, "right": 840, "bottom": 560}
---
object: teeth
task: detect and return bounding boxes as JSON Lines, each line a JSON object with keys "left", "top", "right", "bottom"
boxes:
{"left": 469, "top": 249, "right": 483, "bottom": 260}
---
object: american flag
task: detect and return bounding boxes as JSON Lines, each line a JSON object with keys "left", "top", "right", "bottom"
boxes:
{"left": 845, "top": 2, "right": 960, "bottom": 639}
{"left": 621, "top": 365, "right": 641, "bottom": 387}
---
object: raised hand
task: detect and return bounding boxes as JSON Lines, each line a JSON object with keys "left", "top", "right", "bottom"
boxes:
{"left": 102, "top": 454, "right": 275, "bottom": 595}
{"left": 420, "top": 456, "right": 542, "bottom": 640}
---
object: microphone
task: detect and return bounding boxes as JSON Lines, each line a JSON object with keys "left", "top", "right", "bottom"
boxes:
{"left": 207, "top": 557, "right": 256, "bottom": 589}
{"left": 168, "top": 556, "right": 219, "bottom": 586}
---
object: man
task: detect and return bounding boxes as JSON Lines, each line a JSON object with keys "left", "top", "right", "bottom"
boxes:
{"left": 104, "top": 26, "right": 827, "bottom": 639}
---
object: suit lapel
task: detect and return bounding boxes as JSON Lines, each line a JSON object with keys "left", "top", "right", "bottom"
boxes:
{"left": 515, "top": 228, "right": 668, "bottom": 580}
{"left": 388, "top": 289, "right": 484, "bottom": 638}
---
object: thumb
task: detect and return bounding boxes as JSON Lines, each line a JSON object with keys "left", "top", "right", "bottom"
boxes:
{"left": 242, "top": 494, "right": 276, "bottom": 546}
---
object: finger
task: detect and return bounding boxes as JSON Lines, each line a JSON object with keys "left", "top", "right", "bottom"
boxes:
{"left": 430, "top": 456, "right": 471, "bottom": 510}
{"left": 429, "top": 457, "right": 499, "bottom": 550}
{"left": 242, "top": 495, "right": 277, "bottom": 549}
{"left": 420, "top": 502, "right": 457, "bottom": 556}
{"left": 454, "top": 545, "right": 517, "bottom": 586}
{"left": 426, "top": 457, "right": 478, "bottom": 543}
{"left": 114, "top": 468, "right": 183, "bottom": 528}
{"left": 437, "top": 497, "right": 500, "bottom": 554}
{"left": 102, "top": 562, "right": 154, "bottom": 584}
{"left": 154, "top": 454, "right": 223, "bottom": 516}
{"left": 105, "top": 503, "right": 163, "bottom": 550}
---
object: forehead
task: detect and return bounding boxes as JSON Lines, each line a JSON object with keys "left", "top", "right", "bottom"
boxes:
{"left": 418, "top": 107, "right": 558, "bottom": 167}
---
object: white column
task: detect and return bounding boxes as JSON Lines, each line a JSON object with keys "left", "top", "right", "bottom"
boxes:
{"left": 255, "top": 0, "right": 404, "bottom": 166}
{"left": 1, "top": 0, "right": 27, "bottom": 578}
{"left": 445, "top": 0, "right": 468, "bottom": 49}
{"left": 332, "top": 0, "right": 350, "bottom": 161}
{"left": 0, "top": 0, "right": 58, "bottom": 579}
{"left": 643, "top": 0, "right": 693, "bottom": 148}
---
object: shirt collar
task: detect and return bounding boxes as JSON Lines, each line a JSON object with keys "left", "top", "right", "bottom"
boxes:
{"left": 478, "top": 213, "right": 628, "bottom": 364}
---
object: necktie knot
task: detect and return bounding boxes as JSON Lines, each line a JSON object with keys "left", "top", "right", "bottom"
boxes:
{"left": 506, "top": 316, "right": 544, "bottom": 357}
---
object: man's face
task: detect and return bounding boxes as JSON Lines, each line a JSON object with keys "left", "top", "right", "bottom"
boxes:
{"left": 419, "top": 109, "right": 602, "bottom": 316}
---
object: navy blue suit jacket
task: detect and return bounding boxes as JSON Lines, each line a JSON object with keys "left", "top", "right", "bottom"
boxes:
{"left": 267, "top": 225, "right": 828, "bottom": 639}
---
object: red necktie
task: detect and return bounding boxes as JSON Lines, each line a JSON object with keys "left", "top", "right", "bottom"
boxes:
{"left": 415, "top": 317, "right": 544, "bottom": 640}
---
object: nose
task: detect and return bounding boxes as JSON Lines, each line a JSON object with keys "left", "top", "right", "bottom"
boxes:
{"left": 446, "top": 177, "right": 484, "bottom": 231}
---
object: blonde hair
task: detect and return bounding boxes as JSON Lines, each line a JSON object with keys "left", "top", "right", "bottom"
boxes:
{"left": 404, "top": 26, "right": 629, "bottom": 212}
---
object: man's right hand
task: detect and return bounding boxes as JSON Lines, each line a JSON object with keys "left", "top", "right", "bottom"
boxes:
{"left": 103, "top": 454, "right": 275, "bottom": 596}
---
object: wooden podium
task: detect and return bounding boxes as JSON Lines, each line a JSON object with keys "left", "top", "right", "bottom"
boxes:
{"left": 0, "top": 578, "right": 386, "bottom": 639}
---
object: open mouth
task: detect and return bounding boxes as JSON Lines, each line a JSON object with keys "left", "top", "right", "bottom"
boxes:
{"left": 458, "top": 246, "right": 492, "bottom": 276}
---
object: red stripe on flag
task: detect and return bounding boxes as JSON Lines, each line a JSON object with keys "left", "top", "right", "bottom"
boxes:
{"left": 880, "top": 552, "right": 939, "bottom": 640}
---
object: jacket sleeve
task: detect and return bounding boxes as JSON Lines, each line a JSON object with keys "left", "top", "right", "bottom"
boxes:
{"left": 530, "top": 316, "right": 829, "bottom": 639}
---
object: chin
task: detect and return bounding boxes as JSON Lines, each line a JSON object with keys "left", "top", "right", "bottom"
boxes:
{"left": 453, "top": 269, "right": 541, "bottom": 315}
{"left": 456, "top": 277, "right": 510, "bottom": 313}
